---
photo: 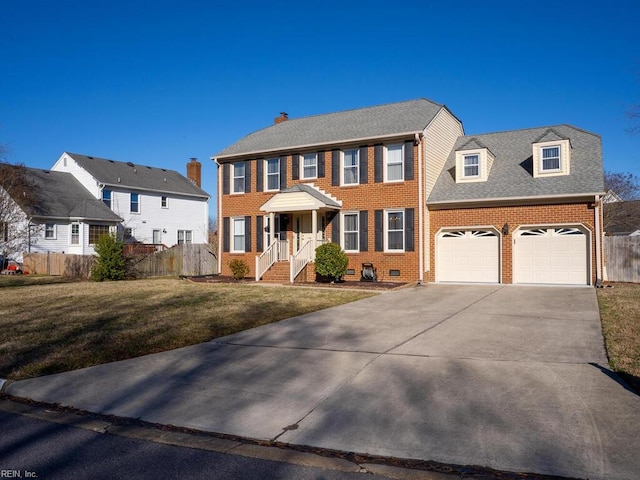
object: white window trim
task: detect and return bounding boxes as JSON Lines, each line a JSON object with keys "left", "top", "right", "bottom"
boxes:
{"left": 102, "top": 189, "right": 112, "bottom": 209}
{"left": 71, "top": 223, "right": 80, "bottom": 245}
{"left": 455, "top": 148, "right": 493, "bottom": 183}
{"left": 532, "top": 139, "right": 571, "bottom": 178}
{"left": 161, "top": 196, "right": 168, "bottom": 208}
{"left": 44, "top": 223, "right": 56, "bottom": 240}
{"left": 341, "top": 211, "right": 359, "bottom": 253}
{"left": 231, "top": 217, "right": 245, "bottom": 253}
{"left": 341, "top": 149, "right": 359, "bottom": 186}
{"left": 178, "top": 229, "right": 193, "bottom": 245}
{"left": 232, "top": 162, "right": 246, "bottom": 194}
{"left": 540, "top": 145, "right": 561, "bottom": 172}
{"left": 384, "top": 144, "right": 404, "bottom": 183}
{"left": 384, "top": 209, "right": 405, "bottom": 252}
{"left": 463, "top": 154, "right": 480, "bottom": 178}
{"left": 265, "top": 158, "right": 280, "bottom": 192}
{"left": 130, "top": 192, "right": 140, "bottom": 214}
{"left": 301, "top": 153, "right": 318, "bottom": 180}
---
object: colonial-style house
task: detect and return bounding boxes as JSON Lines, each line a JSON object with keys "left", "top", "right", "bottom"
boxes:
{"left": 0, "top": 165, "right": 122, "bottom": 260}
{"left": 212, "top": 98, "right": 605, "bottom": 286}
{"left": 52, "top": 154, "right": 210, "bottom": 247}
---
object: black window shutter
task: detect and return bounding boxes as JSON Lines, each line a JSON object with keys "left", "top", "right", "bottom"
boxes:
{"left": 404, "top": 142, "right": 414, "bottom": 181}
{"left": 405, "top": 208, "right": 414, "bottom": 251}
{"left": 331, "top": 212, "right": 340, "bottom": 244}
{"left": 279, "top": 157, "right": 287, "bottom": 190}
{"left": 374, "top": 145, "right": 383, "bottom": 183}
{"left": 331, "top": 150, "right": 340, "bottom": 186}
{"left": 222, "top": 164, "right": 230, "bottom": 194}
{"left": 359, "top": 146, "right": 368, "bottom": 184}
{"left": 223, "top": 217, "right": 230, "bottom": 252}
{"left": 292, "top": 154, "right": 299, "bottom": 180}
{"left": 256, "top": 216, "right": 263, "bottom": 252}
{"left": 374, "top": 210, "right": 383, "bottom": 251}
{"left": 318, "top": 151, "right": 325, "bottom": 178}
{"left": 245, "top": 162, "right": 252, "bottom": 193}
{"left": 256, "top": 159, "right": 263, "bottom": 192}
{"left": 359, "top": 210, "right": 368, "bottom": 252}
{"left": 244, "top": 216, "right": 252, "bottom": 253}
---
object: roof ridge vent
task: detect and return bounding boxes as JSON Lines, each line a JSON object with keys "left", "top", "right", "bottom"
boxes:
{"left": 126, "top": 162, "right": 135, "bottom": 167}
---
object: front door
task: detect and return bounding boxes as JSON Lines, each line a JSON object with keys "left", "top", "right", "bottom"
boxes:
{"left": 294, "top": 213, "right": 314, "bottom": 252}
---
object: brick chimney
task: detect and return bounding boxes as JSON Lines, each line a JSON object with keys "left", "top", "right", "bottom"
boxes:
{"left": 187, "top": 157, "right": 202, "bottom": 188}
{"left": 274, "top": 112, "right": 288, "bottom": 124}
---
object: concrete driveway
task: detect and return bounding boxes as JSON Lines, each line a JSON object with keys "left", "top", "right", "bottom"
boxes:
{"left": 6, "top": 285, "right": 640, "bottom": 479}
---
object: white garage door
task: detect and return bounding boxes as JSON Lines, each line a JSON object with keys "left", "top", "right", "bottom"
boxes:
{"left": 514, "top": 227, "right": 588, "bottom": 285}
{"left": 437, "top": 230, "right": 500, "bottom": 283}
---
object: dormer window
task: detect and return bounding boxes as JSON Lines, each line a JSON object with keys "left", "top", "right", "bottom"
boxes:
{"left": 455, "top": 148, "right": 493, "bottom": 183}
{"left": 463, "top": 154, "right": 479, "bottom": 177}
{"left": 532, "top": 139, "right": 570, "bottom": 177}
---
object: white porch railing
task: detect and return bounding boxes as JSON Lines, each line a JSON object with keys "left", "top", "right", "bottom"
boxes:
{"left": 255, "top": 239, "right": 289, "bottom": 281}
{"left": 290, "top": 239, "right": 314, "bottom": 283}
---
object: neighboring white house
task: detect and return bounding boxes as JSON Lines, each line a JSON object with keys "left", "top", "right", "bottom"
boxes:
{"left": 52, "top": 153, "right": 210, "bottom": 247}
{"left": 0, "top": 165, "right": 122, "bottom": 260}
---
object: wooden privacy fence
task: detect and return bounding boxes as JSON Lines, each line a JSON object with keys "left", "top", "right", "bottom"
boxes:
{"left": 22, "top": 244, "right": 218, "bottom": 279}
{"left": 23, "top": 252, "right": 94, "bottom": 278}
{"left": 604, "top": 236, "right": 640, "bottom": 283}
{"left": 130, "top": 244, "right": 218, "bottom": 278}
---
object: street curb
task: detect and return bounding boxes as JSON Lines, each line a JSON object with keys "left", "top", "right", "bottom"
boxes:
{"left": 0, "top": 378, "right": 12, "bottom": 393}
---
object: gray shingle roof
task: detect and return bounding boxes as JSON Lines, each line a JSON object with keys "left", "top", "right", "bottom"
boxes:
{"left": 13, "top": 166, "right": 122, "bottom": 222}
{"left": 214, "top": 99, "right": 446, "bottom": 159}
{"left": 66, "top": 153, "right": 209, "bottom": 198}
{"left": 428, "top": 125, "right": 604, "bottom": 204}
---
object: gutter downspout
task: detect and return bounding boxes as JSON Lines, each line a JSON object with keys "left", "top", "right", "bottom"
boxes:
{"left": 416, "top": 133, "right": 424, "bottom": 285}
{"left": 214, "top": 159, "right": 222, "bottom": 277}
{"left": 594, "top": 194, "right": 602, "bottom": 285}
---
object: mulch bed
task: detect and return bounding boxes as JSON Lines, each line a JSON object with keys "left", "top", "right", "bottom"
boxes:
{"left": 186, "top": 275, "right": 406, "bottom": 290}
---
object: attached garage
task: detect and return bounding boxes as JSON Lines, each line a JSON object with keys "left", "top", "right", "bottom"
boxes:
{"left": 436, "top": 229, "right": 500, "bottom": 283}
{"left": 513, "top": 226, "right": 590, "bottom": 285}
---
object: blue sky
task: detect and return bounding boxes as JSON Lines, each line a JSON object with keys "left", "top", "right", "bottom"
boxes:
{"left": 2, "top": 0, "right": 639, "bottom": 214}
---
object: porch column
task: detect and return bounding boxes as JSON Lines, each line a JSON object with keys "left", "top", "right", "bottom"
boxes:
{"left": 312, "top": 209, "right": 318, "bottom": 254}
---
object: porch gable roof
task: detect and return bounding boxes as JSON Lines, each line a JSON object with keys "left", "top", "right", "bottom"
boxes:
{"left": 260, "top": 184, "right": 341, "bottom": 213}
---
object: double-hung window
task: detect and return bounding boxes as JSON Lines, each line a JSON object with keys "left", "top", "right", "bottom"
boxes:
{"left": 342, "top": 212, "right": 359, "bottom": 252}
{"left": 343, "top": 149, "right": 359, "bottom": 185}
{"left": 45, "top": 223, "right": 56, "bottom": 239}
{"left": 541, "top": 146, "right": 561, "bottom": 172}
{"left": 102, "top": 189, "right": 112, "bottom": 208}
{"left": 266, "top": 158, "right": 280, "bottom": 191}
{"left": 385, "top": 144, "right": 404, "bottom": 182}
{"left": 386, "top": 210, "right": 404, "bottom": 252}
{"left": 232, "top": 162, "right": 245, "bottom": 194}
{"left": 232, "top": 218, "right": 245, "bottom": 252}
{"left": 463, "top": 154, "right": 479, "bottom": 178}
{"left": 130, "top": 193, "right": 139, "bottom": 213}
{"left": 71, "top": 224, "right": 80, "bottom": 245}
{"left": 302, "top": 153, "right": 317, "bottom": 179}
{"left": 161, "top": 196, "right": 168, "bottom": 208}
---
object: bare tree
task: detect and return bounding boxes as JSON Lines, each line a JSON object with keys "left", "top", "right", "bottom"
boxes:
{"left": 0, "top": 160, "right": 39, "bottom": 258}
{"left": 208, "top": 216, "right": 218, "bottom": 251}
{"left": 603, "top": 170, "right": 640, "bottom": 233}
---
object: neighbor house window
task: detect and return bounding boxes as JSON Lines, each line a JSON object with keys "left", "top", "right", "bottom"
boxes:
{"left": 232, "top": 217, "right": 245, "bottom": 252}
{"left": 302, "top": 153, "right": 317, "bottom": 179}
{"left": 541, "top": 146, "right": 561, "bottom": 171}
{"left": 161, "top": 196, "right": 168, "bottom": 208}
{"left": 232, "top": 162, "right": 245, "bottom": 194}
{"left": 130, "top": 193, "right": 139, "bottom": 213}
{"left": 102, "top": 189, "right": 111, "bottom": 208}
{"left": 89, "top": 225, "right": 110, "bottom": 244}
{"left": 342, "top": 212, "right": 359, "bottom": 252}
{"left": 343, "top": 149, "right": 359, "bottom": 185}
{"left": 178, "top": 230, "right": 192, "bottom": 245}
{"left": 385, "top": 144, "right": 404, "bottom": 182}
{"left": 266, "top": 158, "right": 280, "bottom": 191}
{"left": 386, "top": 210, "right": 404, "bottom": 252}
{"left": 45, "top": 223, "right": 56, "bottom": 239}
{"left": 71, "top": 223, "right": 80, "bottom": 245}
{"left": 123, "top": 228, "right": 133, "bottom": 241}
{"left": 463, "top": 154, "right": 480, "bottom": 177}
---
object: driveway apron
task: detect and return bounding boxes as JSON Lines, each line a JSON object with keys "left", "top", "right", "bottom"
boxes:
{"left": 6, "top": 285, "right": 640, "bottom": 480}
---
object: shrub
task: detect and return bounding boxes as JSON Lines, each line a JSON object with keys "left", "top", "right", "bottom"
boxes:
{"left": 229, "top": 259, "right": 250, "bottom": 280}
{"left": 314, "top": 242, "right": 348, "bottom": 283}
{"left": 92, "top": 233, "right": 126, "bottom": 281}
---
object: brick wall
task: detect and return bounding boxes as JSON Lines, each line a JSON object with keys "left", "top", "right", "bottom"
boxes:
{"left": 428, "top": 202, "right": 599, "bottom": 284}
{"left": 220, "top": 141, "right": 422, "bottom": 283}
